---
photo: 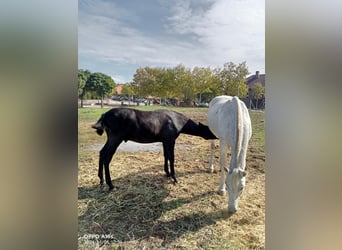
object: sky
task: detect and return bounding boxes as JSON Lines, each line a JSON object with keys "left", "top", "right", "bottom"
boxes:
{"left": 78, "top": 0, "right": 265, "bottom": 83}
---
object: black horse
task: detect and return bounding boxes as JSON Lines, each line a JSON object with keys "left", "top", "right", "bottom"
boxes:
{"left": 92, "top": 108, "right": 217, "bottom": 190}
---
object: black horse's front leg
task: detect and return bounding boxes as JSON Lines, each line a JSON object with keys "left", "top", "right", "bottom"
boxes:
{"left": 169, "top": 160, "right": 178, "bottom": 184}
{"left": 168, "top": 141, "right": 177, "bottom": 184}
{"left": 164, "top": 159, "right": 170, "bottom": 177}
{"left": 162, "top": 142, "right": 170, "bottom": 177}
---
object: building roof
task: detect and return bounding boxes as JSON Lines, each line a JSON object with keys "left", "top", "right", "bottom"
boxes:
{"left": 246, "top": 71, "right": 265, "bottom": 88}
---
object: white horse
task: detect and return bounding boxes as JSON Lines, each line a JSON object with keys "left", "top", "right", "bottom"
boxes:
{"left": 208, "top": 96, "right": 252, "bottom": 213}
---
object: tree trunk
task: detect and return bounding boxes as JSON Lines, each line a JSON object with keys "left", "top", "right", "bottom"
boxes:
{"left": 256, "top": 99, "right": 259, "bottom": 110}
{"left": 80, "top": 96, "right": 83, "bottom": 108}
{"left": 101, "top": 96, "right": 103, "bottom": 108}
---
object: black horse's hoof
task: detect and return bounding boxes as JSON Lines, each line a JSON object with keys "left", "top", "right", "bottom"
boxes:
{"left": 172, "top": 176, "right": 178, "bottom": 184}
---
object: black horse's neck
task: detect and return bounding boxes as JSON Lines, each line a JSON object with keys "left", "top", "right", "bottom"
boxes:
{"left": 180, "top": 119, "right": 217, "bottom": 140}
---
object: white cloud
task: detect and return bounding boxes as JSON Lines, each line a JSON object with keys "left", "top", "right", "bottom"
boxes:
{"left": 167, "top": 0, "right": 265, "bottom": 68}
{"left": 109, "top": 74, "right": 127, "bottom": 84}
{"left": 78, "top": 0, "right": 265, "bottom": 81}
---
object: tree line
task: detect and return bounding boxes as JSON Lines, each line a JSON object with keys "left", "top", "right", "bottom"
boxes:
{"left": 78, "top": 70, "right": 116, "bottom": 108}
{"left": 78, "top": 61, "right": 265, "bottom": 108}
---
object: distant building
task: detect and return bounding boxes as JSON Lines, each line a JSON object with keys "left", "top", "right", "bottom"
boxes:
{"left": 115, "top": 84, "right": 124, "bottom": 95}
{"left": 243, "top": 71, "right": 265, "bottom": 109}
{"left": 246, "top": 71, "right": 265, "bottom": 89}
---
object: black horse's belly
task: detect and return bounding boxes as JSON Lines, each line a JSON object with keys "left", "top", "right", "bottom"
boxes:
{"left": 128, "top": 129, "right": 162, "bottom": 143}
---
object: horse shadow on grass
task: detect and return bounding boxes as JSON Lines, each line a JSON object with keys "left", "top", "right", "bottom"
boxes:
{"left": 78, "top": 165, "right": 232, "bottom": 247}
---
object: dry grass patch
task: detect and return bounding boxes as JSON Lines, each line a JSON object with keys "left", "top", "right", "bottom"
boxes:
{"left": 78, "top": 108, "right": 265, "bottom": 249}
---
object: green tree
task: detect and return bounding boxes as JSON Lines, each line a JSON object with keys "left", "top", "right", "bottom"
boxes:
{"left": 121, "top": 82, "right": 135, "bottom": 106}
{"left": 132, "top": 67, "right": 159, "bottom": 98}
{"left": 121, "top": 82, "right": 135, "bottom": 96}
{"left": 217, "top": 62, "right": 249, "bottom": 98}
{"left": 173, "top": 64, "right": 194, "bottom": 103}
{"left": 250, "top": 82, "right": 265, "bottom": 109}
{"left": 192, "top": 67, "right": 216, "bottom": 103}
{"left": 78, "top": 69, "right": 91, "bottom": 108}
{"left": 155, "top": 68, "right": 176, "bottom": 103}
{"left": 86, "top": 72, "right": 116, "bottom": 108}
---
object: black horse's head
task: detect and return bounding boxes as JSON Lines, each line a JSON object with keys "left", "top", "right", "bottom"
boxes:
{"left": 199, "top": 122, "right": 217, "bottom": 140}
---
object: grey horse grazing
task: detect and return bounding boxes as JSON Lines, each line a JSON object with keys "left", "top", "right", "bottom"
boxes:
{"left": 207, "top": 96, "right": 252, "bottom": 213}
{"left": 92, "top": 107, "right": 217, "bottom": 190}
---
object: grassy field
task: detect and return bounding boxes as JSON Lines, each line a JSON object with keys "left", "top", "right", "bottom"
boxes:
{"left": 78, "top": 106, "right": 265, "bottom": 249}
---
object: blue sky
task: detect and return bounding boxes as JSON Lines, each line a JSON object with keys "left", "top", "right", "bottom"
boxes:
{"left": 78, "top": 0, "right": 265, "bottom": 83}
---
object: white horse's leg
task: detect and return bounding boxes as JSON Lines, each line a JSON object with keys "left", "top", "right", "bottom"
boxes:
{"left": 218, "top": 140, "right": 228, "bottom": 195}
{"left": 208, "top": 140, "right": 215, "bottom": 173}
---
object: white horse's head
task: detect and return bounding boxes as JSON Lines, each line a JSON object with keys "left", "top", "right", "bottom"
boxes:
{"left": 225, "top": 168, "right": 247, "bottom": 213}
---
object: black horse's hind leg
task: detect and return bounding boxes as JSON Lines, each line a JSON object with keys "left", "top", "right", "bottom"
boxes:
{"left": 99, "top": 142, "right": 110, "bottom": 186}
{"left": 105, "top": 140, "right": 122, "bottom": 190}
{"left": 99, "top": 157, "right": 104, "bottom": 186}
{"left": 100, "top": 138, "right": 122, "bottom": 190}
{"left": 99, "top": 159, "right": 104, "bottom": 185}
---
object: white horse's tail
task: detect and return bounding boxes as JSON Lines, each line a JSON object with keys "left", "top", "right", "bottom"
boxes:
{"left": 233, "top": 96, "right": 242, "bottom": 160}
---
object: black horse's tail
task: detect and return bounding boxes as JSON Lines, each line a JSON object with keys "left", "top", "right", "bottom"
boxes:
{"left": 91, "top": 114, "right": 105, "bottom": 135}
